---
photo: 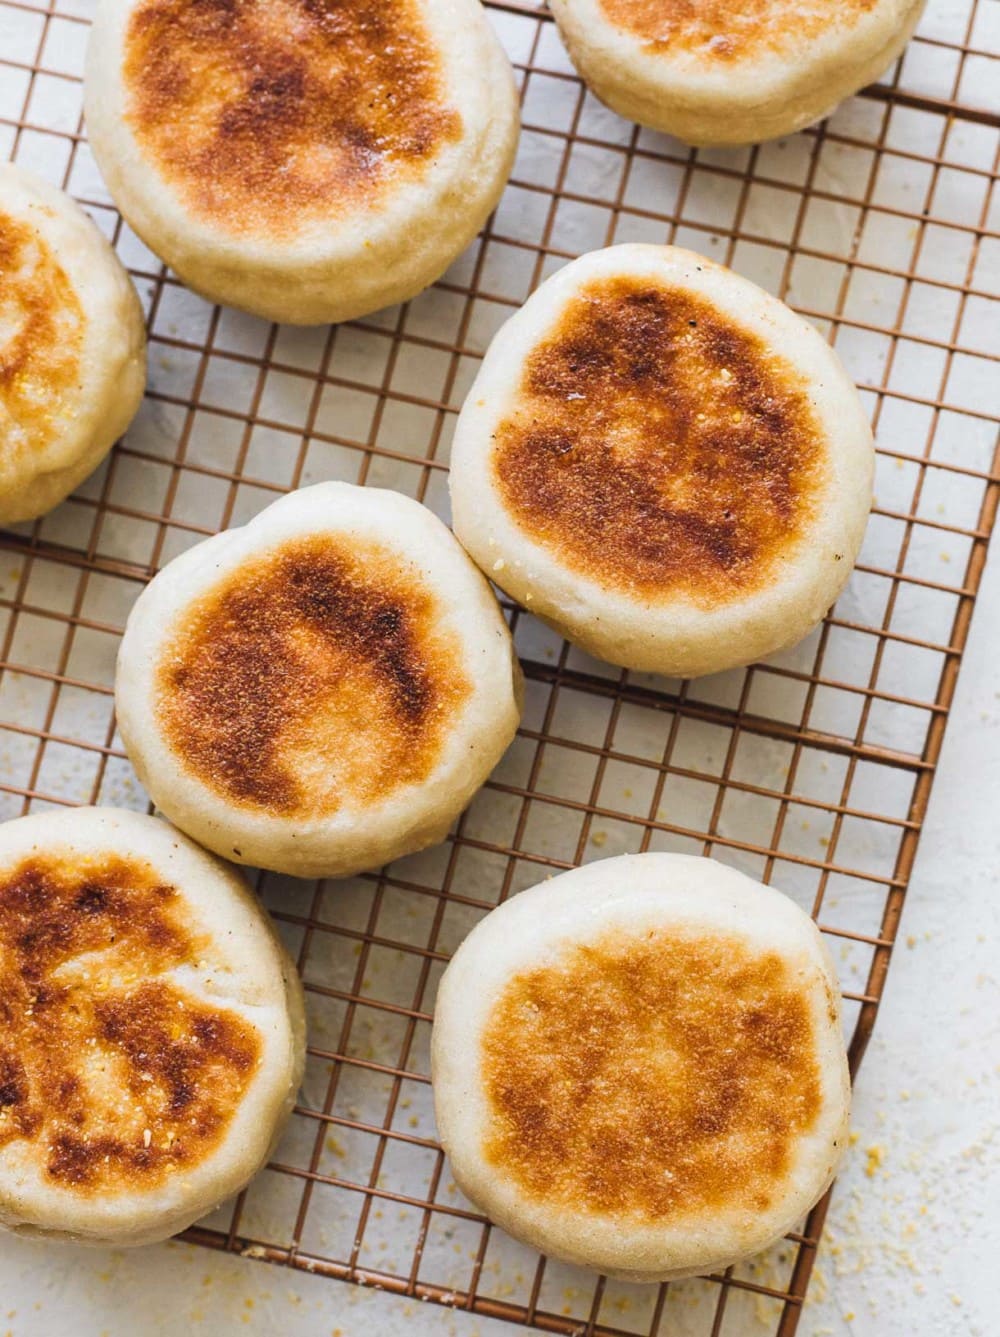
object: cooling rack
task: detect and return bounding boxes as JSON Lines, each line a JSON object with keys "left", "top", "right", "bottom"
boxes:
{"left": 1, "top": 0, "right": 998, "bottom": 1333}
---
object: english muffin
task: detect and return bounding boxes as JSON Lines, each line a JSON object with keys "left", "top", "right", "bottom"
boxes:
{"left": 450, "top": 244, "right": 873, "bottom": 678}
{"left": 0, "top": 806, "right": 304, "bottom": 1246}
{"left": 550, "top": 0, "right": 927, "bottom": 145}
{"left": 84, "top": 0, "right": 520, "bottom": 324}
{"left": 0, "top": 164, "right": 146, "bottom": 525}
{"left": 115, "top": 483, "right": 522, "bottom": 879}
{"left": 432, "top": 853, "right": 850, "bottom": 1280}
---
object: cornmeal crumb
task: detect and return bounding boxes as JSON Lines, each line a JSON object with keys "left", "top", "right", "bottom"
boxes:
{"left": 864, "top": 1144, "right": 885, "bottom": 1177}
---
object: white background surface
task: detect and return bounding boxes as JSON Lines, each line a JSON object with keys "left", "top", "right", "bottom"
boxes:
{"left": 0, "top": 548, "right": 996, "bottom": 1337}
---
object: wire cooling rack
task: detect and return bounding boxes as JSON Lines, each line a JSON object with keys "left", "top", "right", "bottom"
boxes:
{"left": 1, "top": 1, "right": 998, "bottom": 1333}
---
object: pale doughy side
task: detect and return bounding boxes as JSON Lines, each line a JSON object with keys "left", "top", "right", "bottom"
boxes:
{"left": 449, "top": 244, "right": 874, "bottom": 678}
{"left": 84, "top": 0, "right": 520, "bottom": 323}
{"left": 115, "top": 483, "right": 522, "bottom": 879}
{"left": 0, "top": 165, "right": 146, "bottom": 524}
{"left": 432, "top": 853, "right": 851, "bottom": 1281}
{"left": 0, "top": 806, "right": 304, "bottom": 1246}
{"left": 550, "top": 0, "right": 927, "bottom": 145}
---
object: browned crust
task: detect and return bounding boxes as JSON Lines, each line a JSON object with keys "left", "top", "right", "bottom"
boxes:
{"left": 0, "top": 855, "right": 260, "bottom": 1193}
{"left": 0, "top": 211, "right": 85, "bottom": 455}
{"left": 491, "top": 276, "right": 827, "bottom": 606}
{"left": 123, "top": 0, "right": 463, "bottom": 237}
{"left": 155, "top": 535, "right": 472, "bottom": 819}
{"left": 481, "top": 928, "right": 823, "bottom": 1222}
{"left": 597, "top": 0, "right": 878, "bottom": 60}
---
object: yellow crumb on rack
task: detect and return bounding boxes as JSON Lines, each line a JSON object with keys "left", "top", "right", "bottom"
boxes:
{"left": 864, "top": 1144, "right": 885, "bottom": 1177}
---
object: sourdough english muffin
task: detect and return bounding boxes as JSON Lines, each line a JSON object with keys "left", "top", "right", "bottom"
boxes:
{"left": 115, "top": 483, "right": 522, "bottom": 879}
{"left": 0, "top": 806, "right": 304, "bottom": 1245}
{"left": 550, "top": 0, "right": 926, "bottom": 145}
{"left": 0, "top": 164, "right": 146, "bottom": 525}
{"left": 450, "top": 244, "right": 873, "bottom": 678}
{"left": 84, "top": 0, "right": 519, "bottom": 324}
{"left": 432, "top": 853, "right": 850, "bottom": 1280}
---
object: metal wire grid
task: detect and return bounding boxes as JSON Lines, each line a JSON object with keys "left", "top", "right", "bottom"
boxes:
{"left": 0, "top": 0, "right": 998, "bottom": 1332}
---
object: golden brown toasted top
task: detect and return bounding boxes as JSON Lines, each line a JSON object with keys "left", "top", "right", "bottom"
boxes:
{"left": 598, "top": 0, "right": 878, "bottom": 59}
{"left": 0, "top": 211, "right": 85, "bottom": 460}
{"left": 156, "top": 535, "right": 472, "bottom": 820}
{"left": 0, "top": 853, "right": 260, "bottom": 1192}
{"left": 123, "top": 0, "right": 463, "bottom": 237}
{"left": 492, "top": 276, "right": 827, "bottom": 606}
{"left": 481, "top": 928, "right": 823, "bottom": 1222}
